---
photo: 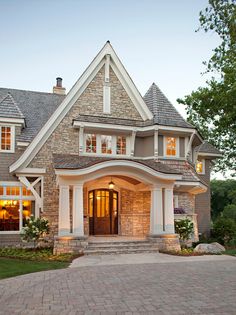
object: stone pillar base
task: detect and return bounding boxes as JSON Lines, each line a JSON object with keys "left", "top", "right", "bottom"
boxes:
{"left": 148, "top": 234, "right": 181, "bottom": 251}
{"left": 53, "top": 236, "right": 88, "bottom": 255}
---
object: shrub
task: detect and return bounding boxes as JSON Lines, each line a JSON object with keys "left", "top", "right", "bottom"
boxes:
{"left": 174, "top": 218, "right": 194, "bottom": 241}
{"left": 21, "top": 216, "right": 50, "bottom": 247}
{"left": 222, "top": 204, "right": 236, "bottom": 222}
{"left": 213, "top": 217, "right": 236, "bottom": 245}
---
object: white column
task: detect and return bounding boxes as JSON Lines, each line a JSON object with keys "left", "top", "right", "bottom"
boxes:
{"left": 58, "top": 185, "right": 70, "bottom": 236}
{"left": 164, "top": 188, "right": 175, "bottom": 234}
{"left": 19, "top": 200, "right": 23, "bottom": 231}
{"left": 72, "top": 184, "right": 84, "bottom": 236}
{"left": 150, "top": 186, "right": 164, "bottom": 235}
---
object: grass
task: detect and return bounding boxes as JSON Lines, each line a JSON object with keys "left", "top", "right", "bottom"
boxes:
{"left": 224, "top": 249, "right": 236, "bottom": 256}
{"left": 0, "top": 247, "right": 83, "bottom": 280}
{"left": 0, "top": 258, "right": 69, "bottom": 279}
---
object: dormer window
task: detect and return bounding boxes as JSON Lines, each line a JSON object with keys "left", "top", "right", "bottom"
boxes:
{"left": 0, "top": 125, "right": 14, "bottom": 153}
{"left": 164, "top": 136, "right": 179, "bottom": 157}
{"left": 196, "top": 159, "right": 205, "bottom": 174}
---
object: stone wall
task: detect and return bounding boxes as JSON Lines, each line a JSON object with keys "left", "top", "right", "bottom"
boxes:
{"left": 175, "top": 192, "right": 195, "bottom": 214}
{"left": 120, "top": 189, "right": 150, "bottom": 236}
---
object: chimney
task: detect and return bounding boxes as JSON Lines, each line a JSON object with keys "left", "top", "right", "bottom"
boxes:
{"left": 53, "top": 77, "right": 66, "bottom": 95}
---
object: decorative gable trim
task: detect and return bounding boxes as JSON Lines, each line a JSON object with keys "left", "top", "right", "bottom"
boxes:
{"left": 10, "top": 42, "right": 153, "bottom": 173}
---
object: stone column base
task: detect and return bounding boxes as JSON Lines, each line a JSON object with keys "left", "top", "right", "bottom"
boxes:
{"left": 53, "top": 236, "right": 88, "bottom": 255}
{"left": 148, "top": 234, "right": 181, "bottom": 251}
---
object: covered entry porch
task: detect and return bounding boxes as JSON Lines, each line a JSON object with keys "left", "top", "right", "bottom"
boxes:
{"left": 54, "top": 158, "right": 183, "bottom": 253}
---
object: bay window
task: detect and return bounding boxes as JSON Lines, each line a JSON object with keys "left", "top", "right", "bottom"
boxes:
{"left": 101, "top": 135, "right": 112, "bottom": 154}
{"left": 86, "top": 134, "right": 97, "bottom": 153}
{"left": 116, "top": 136, "right": 126, "bottom": 155}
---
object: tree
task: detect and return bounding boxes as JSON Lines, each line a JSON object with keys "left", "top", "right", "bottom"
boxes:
{"left": 211, "top": 179, "right": 236, "bottom": 220}
{"left": 177, "top": 0, "right": 236, "bottom": 174}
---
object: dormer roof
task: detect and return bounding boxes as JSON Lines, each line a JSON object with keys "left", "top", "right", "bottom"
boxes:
{"left": 143, "top": 83, "right": 193, "bottom": 128}
{"left": 0, "top": 92, "right": 25, "bottom": 120}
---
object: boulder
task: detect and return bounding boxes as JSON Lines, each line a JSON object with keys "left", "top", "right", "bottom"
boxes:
{"left": 194, "top": 242, "right": 225, "bottom": 254}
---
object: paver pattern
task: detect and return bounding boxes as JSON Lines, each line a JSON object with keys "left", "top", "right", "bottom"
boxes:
{"left": 0, "top": 257, "right": 235, "bottom": 315}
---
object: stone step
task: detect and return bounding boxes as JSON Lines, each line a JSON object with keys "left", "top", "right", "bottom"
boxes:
{"left": 87, "top": 243, "right": 155, "bottom": 250}
{"left": 88, "top": 240, "right": 150, "bottom": 246}
{"left": 84, "top": 247, "right": 159, "bottom": 255}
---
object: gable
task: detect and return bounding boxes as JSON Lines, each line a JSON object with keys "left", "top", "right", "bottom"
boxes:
{"left": 76, "top": 65, "right": 143, "bottom": 120}
{"left": 10, "top": 41, "right": 153, "bottom": 173}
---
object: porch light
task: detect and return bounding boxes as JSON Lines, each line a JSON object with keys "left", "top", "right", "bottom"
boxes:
{"left": 108, "top": 179, "right": 115, "bottom": 190}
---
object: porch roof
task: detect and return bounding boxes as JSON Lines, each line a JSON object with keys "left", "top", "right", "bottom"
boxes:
{"left": 53, "top": 154, "right": 182, "bottom": 175}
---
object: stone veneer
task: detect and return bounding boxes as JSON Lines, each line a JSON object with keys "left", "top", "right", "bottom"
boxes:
{"left": 120, "top": 189, "right": 150, "bottom": 236}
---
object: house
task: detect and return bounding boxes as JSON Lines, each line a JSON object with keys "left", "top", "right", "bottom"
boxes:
{"left": 0, "top": 42, "right": 221, "bottom": 253}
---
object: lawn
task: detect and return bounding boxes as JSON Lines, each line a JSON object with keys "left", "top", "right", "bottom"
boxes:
{"left": 0, "top": 258, "right": 69, "bottom": 279}
{"left": 0, "top": 247, "right": 81, "bottom": 280}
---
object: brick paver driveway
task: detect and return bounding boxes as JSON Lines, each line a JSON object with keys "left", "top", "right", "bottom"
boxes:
{"left": 0, "top": 256, "right": 235, "bottom": 315}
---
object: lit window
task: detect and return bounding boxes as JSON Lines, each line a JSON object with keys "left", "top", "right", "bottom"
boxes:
{"left": 86, "top": 134, "right": 96, "bottom": 153}
{"left": 101, "top": 135, "right": 112, "bottom": 154}
{"left": 0, "top": 187, "right": 3, "bottom": 195}
{"left": 116, "top": 136, "right": 126, "bottom": 155}
{"left": 166, "top": 137, "right": 177, "bottom": 156}
{"left": 22, "top": 187, "right": 32, "bottom": 196}
{"left": 0, "top": 126, "right": 12, "bottom": 151}
{"left": 6, "top": 187, "right": 20, "bottom": 196}
{"left": 196, "top": 160, "right": 204, "bottom": 174}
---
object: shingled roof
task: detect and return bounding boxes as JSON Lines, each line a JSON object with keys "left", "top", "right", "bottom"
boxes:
{"left": 195, "top": 141, "right": 222, "bottom": 155}
{"left": 143, "top": 83, "right": 193, "bottom": 128}
{"left": 0, "top": 88, "right": 65, "bottom": 142}
{"left": 0, "top": 92, "right": 25, "bottom": 120}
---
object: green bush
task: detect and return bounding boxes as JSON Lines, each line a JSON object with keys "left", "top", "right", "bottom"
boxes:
{"left": 222, "top": 204, "right": 236, "bottom": 222}
{"left": 20, "top": 216, "right": 50, "bottom": 247}
{"left": 213, "top": 217, "right": 236, "bottom": 245}
{"left": 174, "top": 218, "right": 194, "bottom": 241}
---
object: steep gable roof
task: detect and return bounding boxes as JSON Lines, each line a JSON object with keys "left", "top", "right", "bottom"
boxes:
{"left": 9, "top": 41, "right": 153, "bottom": 173}
{"left": 0, "top": 88, "right": 65, "bottom": 142}
{"left": 0, "top": 92, "right": 25, "bottom": 120}
{"left": 143, "top": 83, "right": 193, "bottom": 128}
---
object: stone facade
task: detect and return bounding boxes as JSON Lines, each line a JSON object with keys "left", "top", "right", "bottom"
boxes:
{"left": 119, "top": 189, "right": 150, "bottom": 236}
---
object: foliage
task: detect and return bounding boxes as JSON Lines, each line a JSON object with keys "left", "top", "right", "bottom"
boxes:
{"left": 0, "top": 247, "right": 79, "bottom": 262}
{"left": 0, "top": 258, "right": 69, "bottom": 280}
{"left": 222, "top": 204, "right": 236, "bottom": 221}
{"left": 224, "top": 249, "right": 236, "bottom": 256}
{"left": 177, "top": 0, "right": 236, "bottom": 174}
{"left": 211, "top": 179, "right": 236, "bottom": 220}
{"left": 20, "top": 216, "right": 50, "bottom": 246}
{"left": 174, "top": 218, "right": 194, "bottom": 241}
{"left": 159, "top": 248, "right": 213, "bottom": 256}
{"left": 213, "top": 217, "right": 236, "bottom": 244}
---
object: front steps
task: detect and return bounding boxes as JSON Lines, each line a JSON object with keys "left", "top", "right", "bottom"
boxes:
{"left": 84, "top": 239, "right": 159, "bottom": 255}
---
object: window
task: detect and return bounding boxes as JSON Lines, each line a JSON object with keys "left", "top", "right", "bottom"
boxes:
{"left": 196, "top": 159, "right": 205, "bottom": 174}
{"left": 0, "top": 184, "right": 35, "bottom": 232}
{"left": 86, "top": 134, "right": 96, "bottom": 153}
{"left": 116, "top": 136, "right": 126, "bottom": 155}
{"left": 0, "top": 126, "right": 14, "bottom": 152}
{"left": 166, "top": 137, "right": 177, "bottom": 156}
{"left": 84, "top": 134, "right": 128, "bottom": 156}
{"left": 101, "top": 135, "right": 112, "bottom": 154}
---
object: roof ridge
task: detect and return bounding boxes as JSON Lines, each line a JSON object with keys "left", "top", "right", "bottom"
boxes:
{"left": 0, "top": 87, "right": 65, "bottom": 96}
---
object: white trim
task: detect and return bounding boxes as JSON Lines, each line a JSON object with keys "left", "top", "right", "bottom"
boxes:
{"left": 0, "top": 124, "right": 15, "bottom": 153}
{"left": 0, "top": 117, "right": 25, "bottom": 125}
{"left": 10, "top": 42, "right": 153, "bottom": 173}
{"left": 197, "top": 152, "right": 222, "bottom": 157}
{"left": 17, "top": 141, "right": 29, "bottom": 147}
{"left": 16, "top": 168, "right": 46, "bottom": 175}
{"left": 55, "top": 159, "right": 182, "bottom": 180}
{"left": 103, "top": 85, "right": 111, "bottom": 113}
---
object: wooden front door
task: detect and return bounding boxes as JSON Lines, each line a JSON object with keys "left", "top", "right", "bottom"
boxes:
{"left": 88, "top": 189, "right": 118, "bottom": 235}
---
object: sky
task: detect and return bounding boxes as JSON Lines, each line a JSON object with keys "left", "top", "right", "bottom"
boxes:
{"left": 0, "top": 0, "right": 226, "bottom": 178}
